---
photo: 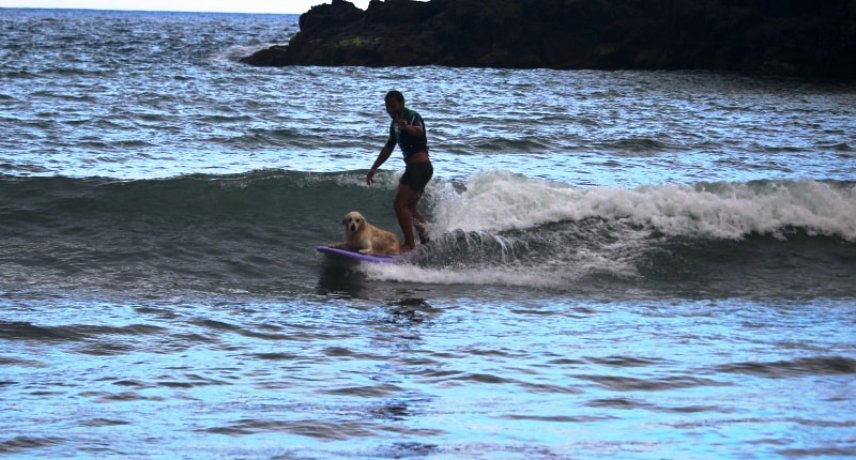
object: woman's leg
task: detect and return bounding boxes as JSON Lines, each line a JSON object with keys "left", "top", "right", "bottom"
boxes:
{"left": 410, "top": 204, "right": 429, "bottom": 243}
{"left": 394, "top": 184, "right": 421, "bottom": 252}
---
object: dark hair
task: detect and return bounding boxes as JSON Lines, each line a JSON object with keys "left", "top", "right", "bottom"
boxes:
{"left": 385, "top": 90, "right": 404, "bottom": 104}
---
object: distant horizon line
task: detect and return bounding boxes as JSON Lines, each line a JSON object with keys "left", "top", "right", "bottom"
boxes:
{"left": 0, "top": 6, "right": 303, "bottom": 15}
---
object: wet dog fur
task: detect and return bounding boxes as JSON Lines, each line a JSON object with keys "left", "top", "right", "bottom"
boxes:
{"left": 329, "top": 211, "right": 400, "bottom": 256}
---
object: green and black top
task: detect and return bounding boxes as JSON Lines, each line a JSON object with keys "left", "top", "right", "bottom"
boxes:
{"left": 385, "top": 108, "right": 428, "bottom": 159}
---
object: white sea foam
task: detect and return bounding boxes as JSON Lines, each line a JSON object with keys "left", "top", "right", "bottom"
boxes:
{"left": 362, "top": 246, "right": 641, "bottom": 288}
{"left": 432, "top": 171, "right": 856, "bottom": 241}
{"left": 362, "top": 172, "right": 856, "bottom": 287}
{"left": 364, "top": 264, "right": 561, "bottom": 288}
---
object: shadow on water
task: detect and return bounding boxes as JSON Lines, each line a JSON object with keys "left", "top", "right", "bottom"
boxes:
{"left": 384, "top": 297, "right": 444, "bottom": 329}
{"left": 315, "top": 257, "right": 444, "bottom": 317}
{"left": 316, "top": 257, "right": 370, "bottom": 298}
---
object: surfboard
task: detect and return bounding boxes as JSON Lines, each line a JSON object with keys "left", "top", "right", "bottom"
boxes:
{"left": 316, "top": 246, "right": 402, "bottom": 264}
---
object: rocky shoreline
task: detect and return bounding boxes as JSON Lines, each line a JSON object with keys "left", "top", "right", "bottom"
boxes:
{"left": 241, "top": 0, "right": 856, "bottom": 78}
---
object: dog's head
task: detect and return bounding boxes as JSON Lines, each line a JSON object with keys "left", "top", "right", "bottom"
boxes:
{"left": 342, "top": 211, "right": 365, "bottom": 234}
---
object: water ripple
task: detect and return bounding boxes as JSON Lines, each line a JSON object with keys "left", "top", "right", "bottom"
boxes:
{"left": 716, "top": 356, "right": 856, "bottom": 377}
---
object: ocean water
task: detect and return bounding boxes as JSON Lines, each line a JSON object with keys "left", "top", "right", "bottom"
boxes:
{"left": 1, "top": 8, "right": 855, "bottom": 459}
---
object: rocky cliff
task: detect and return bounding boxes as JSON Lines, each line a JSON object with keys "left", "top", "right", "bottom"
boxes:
{"left": 241, "top": 0, "right": 856, "bottom": 78}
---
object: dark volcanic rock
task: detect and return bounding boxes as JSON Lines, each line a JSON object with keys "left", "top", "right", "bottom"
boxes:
{"left": 240, "top": 0, "right": 856, "bottom": 78}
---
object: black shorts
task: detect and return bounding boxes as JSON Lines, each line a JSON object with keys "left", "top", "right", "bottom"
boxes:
{"left": 399, "top": 161, "right": 433, "bottom": 194}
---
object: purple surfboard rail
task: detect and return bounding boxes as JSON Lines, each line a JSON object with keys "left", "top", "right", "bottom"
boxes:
{"left": 316, "top": 246, "right": 402, "bottom": 264}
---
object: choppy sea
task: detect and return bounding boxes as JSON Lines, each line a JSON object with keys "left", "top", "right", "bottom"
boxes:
{"left": 1, "top": 8, "right": 855, "bottom": 459}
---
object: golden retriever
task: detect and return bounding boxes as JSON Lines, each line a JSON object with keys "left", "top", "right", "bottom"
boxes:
{"left": 330, "top": 211, "right": 401, "bottom": 256}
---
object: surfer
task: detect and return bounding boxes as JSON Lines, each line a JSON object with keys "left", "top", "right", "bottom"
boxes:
{"left": 366, "top": 90, "right": 433, "bottom": 253}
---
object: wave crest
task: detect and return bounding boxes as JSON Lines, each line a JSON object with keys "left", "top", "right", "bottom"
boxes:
{"left": 433, "top": 171, "right": 856, "bottom": 241}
